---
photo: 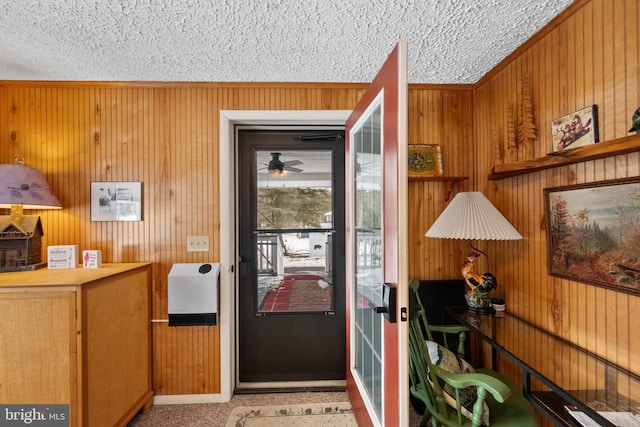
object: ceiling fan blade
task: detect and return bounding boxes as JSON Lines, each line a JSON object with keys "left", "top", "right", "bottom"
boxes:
{"left": 283, "top": 160, "right": 303, "bottom": 167}
{"left": 285, "top": 166, "right": 303, "bottom": 173}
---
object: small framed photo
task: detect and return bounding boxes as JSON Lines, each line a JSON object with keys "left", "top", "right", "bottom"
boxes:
{"left": 551, "top": 105, "right": 599, "bottom": 153}
{"left": 91, "top": 181, "right": 142, "bottom": 221}
{"left": 407, "top": 144, "right": 443, "bottom": 177}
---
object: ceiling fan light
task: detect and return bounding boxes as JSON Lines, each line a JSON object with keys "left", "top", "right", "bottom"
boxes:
{"left": 267, "top": 152, "right": 285, "bottom": 174}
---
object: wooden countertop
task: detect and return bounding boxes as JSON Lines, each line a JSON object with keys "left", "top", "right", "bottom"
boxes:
{"left": 0, "top": 263, "right": 151, "bottom": 288}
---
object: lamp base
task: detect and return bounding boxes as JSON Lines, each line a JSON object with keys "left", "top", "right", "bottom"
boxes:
{"left": 465, "top": 291, "right": 490, "bottom": 308}
{"left": 465, "top": 291, "right": 493, "bottom": 314}
{"left": 10, "top": 204, "right": 24, "bottom": 223}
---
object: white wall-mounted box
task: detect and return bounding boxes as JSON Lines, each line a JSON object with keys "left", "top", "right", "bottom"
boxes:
{"left": 168, "top": 263, "right": 220, "bottom": 326}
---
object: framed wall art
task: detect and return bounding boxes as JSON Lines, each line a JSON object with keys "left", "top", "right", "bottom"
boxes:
{"left": 551, "top": 105, "right": 599, "bottom": 153}
{"left": 544, "top": 177, "right": 640, "bottom": 296}
{"left": 91, "top": 181, "right": 143, "bottom": 221}
{"left": 407, "top": 144, "right": 443, "bottom": 177}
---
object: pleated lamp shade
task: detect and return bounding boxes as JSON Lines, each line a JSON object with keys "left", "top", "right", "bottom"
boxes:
{"left": 425, "top": 192, "right": 522, "bottom": 241}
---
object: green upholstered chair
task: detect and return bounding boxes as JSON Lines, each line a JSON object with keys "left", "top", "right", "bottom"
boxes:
{"left": 408, "top": 301, "right": 539, "bottom": 427}
{"left": 408, "top": 277, "right": 469, "bottom": 358}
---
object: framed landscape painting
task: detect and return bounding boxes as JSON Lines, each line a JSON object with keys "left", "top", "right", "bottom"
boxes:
{"left": 544, "top": 177, "right": 640, "bottom": 296}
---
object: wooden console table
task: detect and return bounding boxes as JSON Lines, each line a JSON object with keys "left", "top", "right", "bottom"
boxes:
{"left": 446, "top": 307, "right": 640, "bottom": 426}
{"left": 0, "top": 263, "right": 153, "bottom": 427}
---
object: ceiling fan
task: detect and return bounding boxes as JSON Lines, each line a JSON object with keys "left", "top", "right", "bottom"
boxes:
{"left": 264, "top": 152, "right": 304, "bottom": 175}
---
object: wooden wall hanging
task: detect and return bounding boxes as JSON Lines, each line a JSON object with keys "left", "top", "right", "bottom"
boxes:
{"left": 518, "top": 73, "right": 536, "bottom": 160}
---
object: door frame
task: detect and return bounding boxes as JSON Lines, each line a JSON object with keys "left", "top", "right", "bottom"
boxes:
{"left": 219, "top": 110, "right": 351, "bottom": 400}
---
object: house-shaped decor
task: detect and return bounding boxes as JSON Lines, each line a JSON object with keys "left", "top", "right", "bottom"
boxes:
{"left": 0, "top": 215, "right": 45, "bottom": 272}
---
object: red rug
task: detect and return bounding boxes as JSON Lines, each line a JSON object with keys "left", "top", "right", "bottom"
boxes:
{"left": 259, "top": 274, "right": 332, "bottom": 312}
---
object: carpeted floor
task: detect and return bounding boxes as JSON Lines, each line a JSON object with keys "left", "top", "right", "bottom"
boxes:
{"left": 127, "top": 392, "right": 349, "bottom": 427}
{"left": 127, "top": 391, "right": 424, "bottom": 426}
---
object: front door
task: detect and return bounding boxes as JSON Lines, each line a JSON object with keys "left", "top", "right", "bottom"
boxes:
{"left": 345, "top": 41, "right": 409, "bottom": 426}
{"left": 237, "top": 128, "right": 346, "bottom": 386}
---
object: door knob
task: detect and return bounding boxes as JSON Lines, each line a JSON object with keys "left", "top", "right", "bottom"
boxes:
{"left": 368, "top": 302, "right": 388, "bottom": 314}
{"left": 368, "top": 283, "right": 396, "bottom": 323}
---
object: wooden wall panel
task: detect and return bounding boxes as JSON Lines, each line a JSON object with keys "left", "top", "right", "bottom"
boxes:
{"left": 1, "top": 81, "right": 470, "bottom": 396}
{"left": 406, "top": 87, "right": 474, "bottom": 280}
{"left": 474, "top": 1, "right": 639, "bottom": 424}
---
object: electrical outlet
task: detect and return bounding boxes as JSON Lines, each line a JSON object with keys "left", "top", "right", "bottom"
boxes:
{"left": 187, "top": 236, "right": 209, "bottom": 252}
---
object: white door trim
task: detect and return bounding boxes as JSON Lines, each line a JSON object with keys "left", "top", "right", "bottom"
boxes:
{"left": 218, "top": 110, "right": 351, "bottom": 400}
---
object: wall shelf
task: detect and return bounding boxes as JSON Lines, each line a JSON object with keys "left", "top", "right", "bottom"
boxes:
{"left": 488, "top": 134, "right": 640, "bottom": 180}
{"left": 408, "top": 176, "right": 468, "bottom": 201}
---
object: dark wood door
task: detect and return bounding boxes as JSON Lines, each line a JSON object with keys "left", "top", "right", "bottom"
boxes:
{"left": 237, "top": 128, "right": 346, "bottom": 385}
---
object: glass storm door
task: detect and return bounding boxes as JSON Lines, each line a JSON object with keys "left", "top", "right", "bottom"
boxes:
{"left": 345, "top": 41, "right": 408, "bottom": 426}
{"left": 237, "top": 128, "right": 346, "bottom": 386}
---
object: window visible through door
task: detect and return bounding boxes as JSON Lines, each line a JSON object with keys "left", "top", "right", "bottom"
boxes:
{"left": 255, "top": 149, "right": 335, "bottom": 314}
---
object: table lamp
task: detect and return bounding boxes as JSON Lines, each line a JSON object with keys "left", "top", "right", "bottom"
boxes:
{"left": 425, "top": 192, "right": 522, "bottom": 311}
{"left": 0, "top": 162, "right": 61, "bottom": 271}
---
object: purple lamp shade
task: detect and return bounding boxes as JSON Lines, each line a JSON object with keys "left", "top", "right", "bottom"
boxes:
{"left": 0, "top": 164, "right": 61, "bottom": 209}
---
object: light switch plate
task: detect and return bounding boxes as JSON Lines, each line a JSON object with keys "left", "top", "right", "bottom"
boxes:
{"left": 187, "top": 236, "right": 209, "bottom": 252}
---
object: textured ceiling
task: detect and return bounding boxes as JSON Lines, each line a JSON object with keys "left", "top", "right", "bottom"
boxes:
{"left": 0, "top": 0, "right": 572, "bottom": 84}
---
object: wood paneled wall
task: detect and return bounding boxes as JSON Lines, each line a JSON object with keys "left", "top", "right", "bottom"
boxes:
{"left": 1, "top": 1, "right": 637, "bottom": 421}
{"left": 472, "top": 1, "right": 640, "bottom": 423}
{"left": 0, "top": 81, "right": 472, "bottom": 396}
{"left": 407, "top": 88, "right": 475, "bottom": 278}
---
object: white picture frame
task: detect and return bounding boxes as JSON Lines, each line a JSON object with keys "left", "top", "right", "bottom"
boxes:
{"left": 90, "top": 181, "right": 143, "bottom": 221}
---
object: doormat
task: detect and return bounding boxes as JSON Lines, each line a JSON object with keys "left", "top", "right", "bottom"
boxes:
{"left": 225, "top": 402, "right": 357, "bottom": 426}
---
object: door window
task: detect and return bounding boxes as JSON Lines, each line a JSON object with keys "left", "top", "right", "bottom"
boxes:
{"left": 351, "top": 99, "right": 384, "bottom": 420}
{"left": 255, "top": 150, "right": 335, "bottom": 314}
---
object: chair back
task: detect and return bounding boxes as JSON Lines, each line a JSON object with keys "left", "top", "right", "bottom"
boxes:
{"left": 409, "top": 305, "right": 492, "bottom": 427}
{"left": 408, "top": 307, "right": 458, "bottom": 425}
{"left": 409, "top": 277, "right": 467, "bottom": 358}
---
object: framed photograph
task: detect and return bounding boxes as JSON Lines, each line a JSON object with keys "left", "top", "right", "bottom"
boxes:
{"left": 551, "top": 105, "right": 599, "bottom": 153}
{"left": 545, "top": 177, "right": 640, "bottom": 296}
{"left": 91, "top": 181, "right": 143, "bottom": 221}
{"left": 407, "top": 144, "right": 443, "bottom": 177}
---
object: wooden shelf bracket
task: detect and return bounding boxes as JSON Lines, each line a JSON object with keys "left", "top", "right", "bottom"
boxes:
{"left": 408, "top": 176, "right": 469, "bottom": 202}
